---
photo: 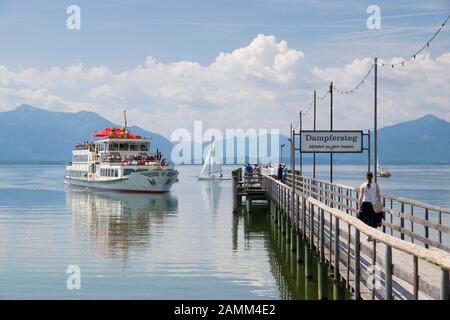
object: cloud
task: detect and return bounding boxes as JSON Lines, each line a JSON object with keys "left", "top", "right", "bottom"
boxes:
{"left": 0, "top": 34, "right": 448, "bottom": 136}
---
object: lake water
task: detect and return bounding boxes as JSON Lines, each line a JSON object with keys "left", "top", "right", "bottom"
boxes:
{"left": 0, "top": 164, "right": 449, "bottom": 299}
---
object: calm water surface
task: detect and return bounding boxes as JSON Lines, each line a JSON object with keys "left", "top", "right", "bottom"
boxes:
{"left": 0, "top": 164, "right": 449, "bottom": 299}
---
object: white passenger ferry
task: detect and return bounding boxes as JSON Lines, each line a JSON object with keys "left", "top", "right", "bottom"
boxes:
{"left": 64, "top": 116, "right": 178, "bottom": 193}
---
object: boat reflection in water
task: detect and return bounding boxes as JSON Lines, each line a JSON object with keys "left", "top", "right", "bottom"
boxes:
{"left": 65, "top": 186, "right": 178, "bottom": 261}
{"left": 199, "top": 180, "right": 222, "bottom": 215}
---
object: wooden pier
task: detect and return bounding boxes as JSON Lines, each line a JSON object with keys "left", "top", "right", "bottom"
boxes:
{"left": 232, "top": 168, "right": 450, "bottom": 300}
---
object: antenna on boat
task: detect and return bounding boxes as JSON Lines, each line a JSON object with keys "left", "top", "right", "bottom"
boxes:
{"left": 124, "top": 110, "right": 128, "bottom": 136}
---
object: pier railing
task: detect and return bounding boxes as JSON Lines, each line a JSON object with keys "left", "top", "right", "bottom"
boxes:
{"left": 264, "top": 174, "right": 450, "bottom": 300}
{"left": 284, "top": 171, "right": 450, "bottom": 252}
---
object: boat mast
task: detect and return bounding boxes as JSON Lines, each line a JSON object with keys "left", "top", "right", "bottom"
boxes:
{"left": 124, "top": 110, "right": 128, "bottom": 136}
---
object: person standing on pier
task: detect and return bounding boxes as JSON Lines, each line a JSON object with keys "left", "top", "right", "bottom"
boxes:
{"left": 358, "top": 172, "right": 384, "bottom": 241}
{"left": 277, "top": 164, "right": 283, "bottom": 182}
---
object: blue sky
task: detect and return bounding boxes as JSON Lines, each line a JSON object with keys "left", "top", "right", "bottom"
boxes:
{"left": 0, "top": 0, "right": 449, "bottom": 136}
{"left": 1, "top": 0, "right": 448, "bottom": 69}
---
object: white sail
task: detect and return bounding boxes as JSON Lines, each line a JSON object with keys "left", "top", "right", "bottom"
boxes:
{"left": 200, "top": 144, "right": 212, "bottom": 177}
{"left": 199, "top": 136, "right": 223, "bottom": 179}
{"left": 209, "top": 136, "right": 222, "bottom": 174}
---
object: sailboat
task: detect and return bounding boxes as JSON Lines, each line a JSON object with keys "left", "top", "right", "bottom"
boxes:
{"left": 376, "top": 159, "right": 391, "bottom": 178}
{"left": 198, "top": 136, "right": 230, "bottom": 180}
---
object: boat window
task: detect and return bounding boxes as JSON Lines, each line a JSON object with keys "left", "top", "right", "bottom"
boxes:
{"left": 72, "top": 155, "right": 88, "bottom": 162}
{"left": 97, "top": 143, "right": 105, "bottom": 152}
{"left": 130, "top": 143, "right": 139, "bottom": 151}
{"left": 114, "top": 169, "right": 118, "bottom": 177}
{"left": 109, "top": 143, "right": 118, "bottom": 151}
{"left": 119, "top": 143, "right": 129, "bottom": 151}
{"left": 140, "top": 143, "right": 148, "bottom": 151}
{"left": 123, "top": 169, "right": 135, "bottom": 176}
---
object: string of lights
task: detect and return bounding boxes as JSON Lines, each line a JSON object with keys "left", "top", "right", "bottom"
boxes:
{"left": 316, "top": 90, "right": 330, "bottom": 101}
{"left": 294, "top": 98, "right": 313, "bottom": 130}
{"left": 379, "top": 13, "right": 450, "bottom": 68}
{"left": 297, "top": 13, "right": 449, "bottom": 126}
{"left": 333, "top": 63, "right": 375, "bottom": 95}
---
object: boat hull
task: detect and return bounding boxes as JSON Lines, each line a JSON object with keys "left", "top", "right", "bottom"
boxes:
{"left": 64, "top": 170, "right": 178, "bottom": 193}
{"left": 198, "top": 176, "right": 231, "bottom": 181}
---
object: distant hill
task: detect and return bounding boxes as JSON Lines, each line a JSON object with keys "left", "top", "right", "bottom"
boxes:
{"left": 0, "top": 106, "right": 449, "bottom": 164}
{"left": 0, "top": 105, "right": 173, "bottom": 162}
{"left": 377, "top": 114, "right": 450, "bottom": 164}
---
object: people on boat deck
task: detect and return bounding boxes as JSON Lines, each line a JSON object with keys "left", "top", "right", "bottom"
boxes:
{"left": 358, "top": 172, "right": 385, "bottom": 241}
{"left": 103, "top": 152, "right": 166, "bottom": 165}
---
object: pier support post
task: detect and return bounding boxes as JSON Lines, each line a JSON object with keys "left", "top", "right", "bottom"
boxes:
{"left": 276, "top": 207, "right": 280, "bottom": 225}
{"left": 333, "top": 283, "right": 345, "bottom": 300}
{"left": 354, "top": 229, "right": 361, "bottom": 300}
{"left": 297, "top": 234, "right": 304, "bottom": 264}
{"left": 272, "top": 202, "right": 276, "bottom": 220}
{"left": 318, "top": 262, "right": 328, "bottom": 300}
{"left": 269, "top": 200, "right": 273, "bottom": 218}
{"left": 246, "top": 198, "right": 251, "bottom": 213}
{"left": 441, "top": 268, "right": 450, "bottom": 300}
{"left": 286, "top": 218, "right": 290, "bottom": 241}
{"left": 277, "top": 208, "right": 281, "bottom": 228}
{"left": 291, "top": 227, "right": 296, "bottom": 252}
{"left": 333, "top": 217, "right": 340, "bottom": 281}
{"left": 232, "top": 169, "right": 239, "bottom": 213}
{"left": 385, "top": 245, "right": 393, "bottom": 300}
{"left": 305, "top": 242, "right": 313, "bottom": 279}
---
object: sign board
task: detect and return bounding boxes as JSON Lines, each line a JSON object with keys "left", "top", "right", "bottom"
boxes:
{"left": 300, "top": 130, "right": 363, "bottom": 153}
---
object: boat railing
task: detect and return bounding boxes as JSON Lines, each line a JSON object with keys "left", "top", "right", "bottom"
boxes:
{"left": 74, "top": 142, "right": 95, "bottom": 151}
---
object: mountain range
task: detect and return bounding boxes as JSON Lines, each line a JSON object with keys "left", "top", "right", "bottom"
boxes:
{"left": 0, "top": 105, "right": 172, "bottom": 163}
{"left": 0, "top": 105, "right": 449, "bottom": 164}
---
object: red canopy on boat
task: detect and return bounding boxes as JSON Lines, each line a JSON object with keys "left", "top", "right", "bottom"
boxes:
{"left": 92, "top": 127, "right": 141, "bottom": 139}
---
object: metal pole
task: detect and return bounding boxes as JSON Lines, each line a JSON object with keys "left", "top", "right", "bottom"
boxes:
{"left": 299, "top": 111, "right": 303, "bottom": 176}
{"left": 280, "top": 145, "right": 282, "bottom": 164}
{"left": 330, "top": 82, "right": 333, "bottom": 183}
{"left": 374, "top": 58, "right": 378, "bottom": 181}
{"left": 291, "top": 124, "right": 295, "bottom": 220}
{"left": 313, "top": 90, "right": 317, "bottom": 179}
{"left": 368, "top": 130, "right": 371, "bottom": 173}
